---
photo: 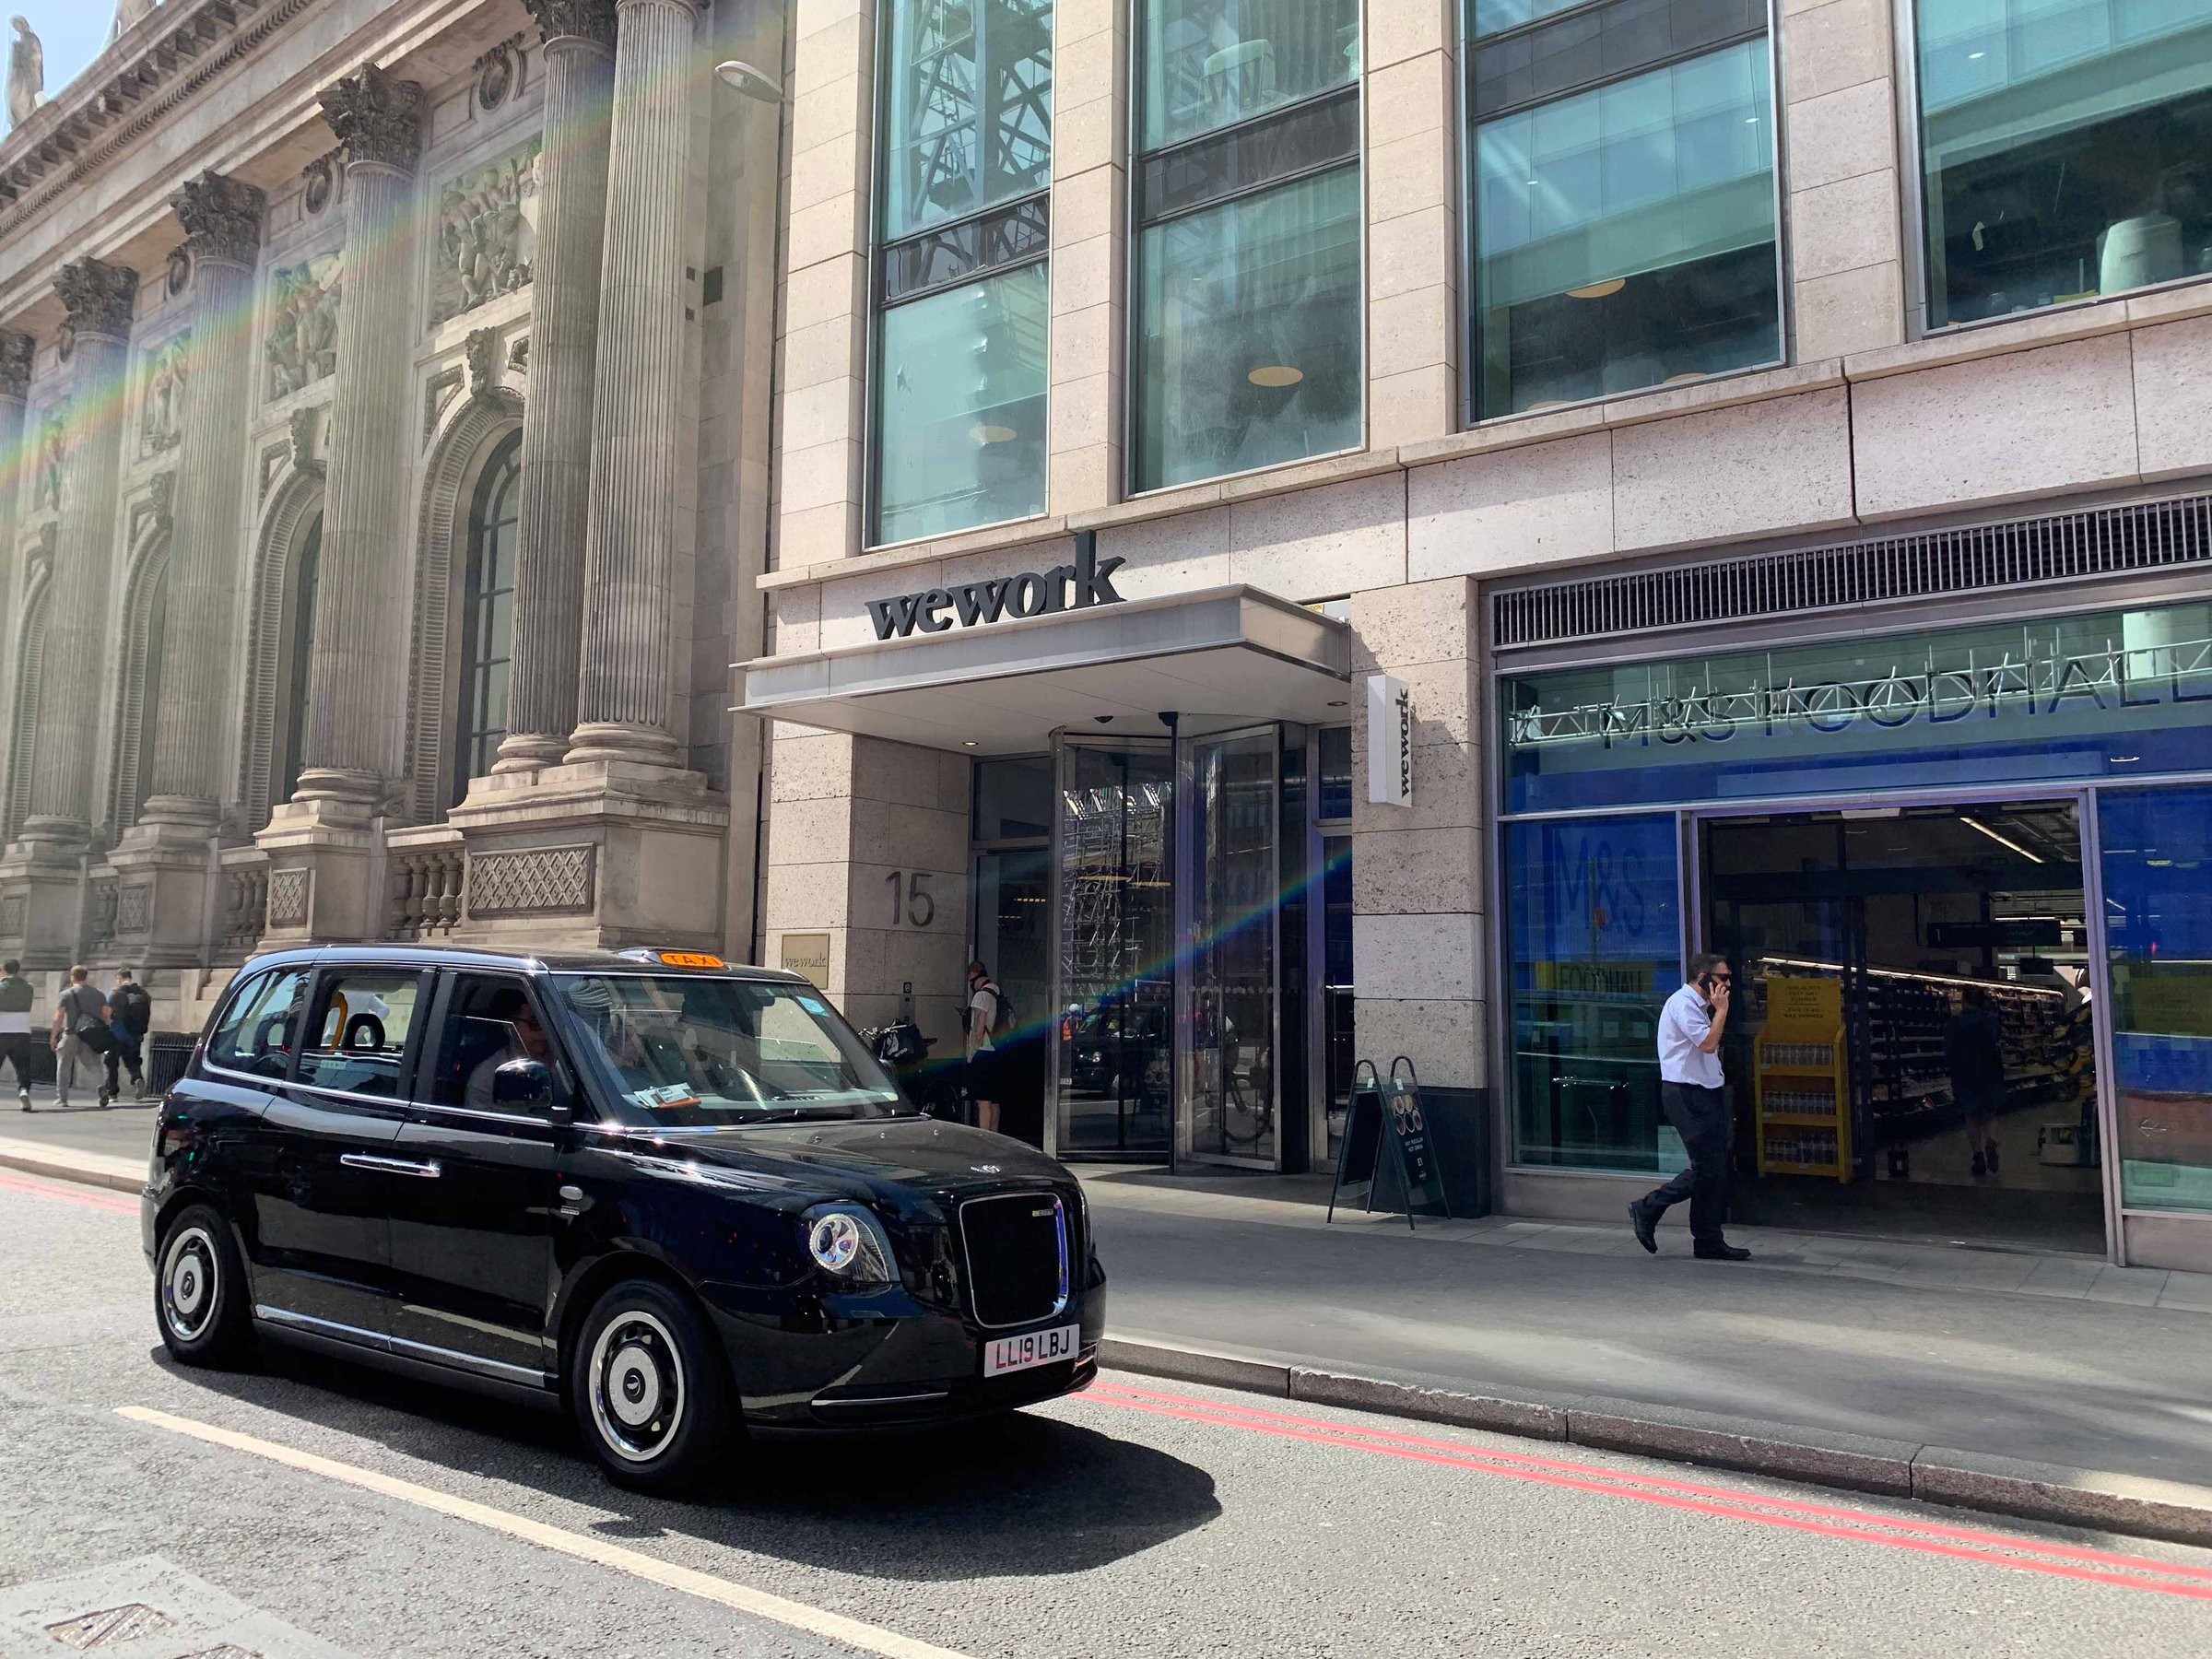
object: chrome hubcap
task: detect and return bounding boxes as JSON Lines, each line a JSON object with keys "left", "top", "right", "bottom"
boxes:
{"left": 161, "top": 1225, "right": 218, "bottom": 1342}
{"left": 588, "top": 1312, "right": 685, "bottom": 1464}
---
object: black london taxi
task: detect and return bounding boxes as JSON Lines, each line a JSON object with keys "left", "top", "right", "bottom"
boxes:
{"left": 142, "top": 944, "right": 1104, "bottom": 1492}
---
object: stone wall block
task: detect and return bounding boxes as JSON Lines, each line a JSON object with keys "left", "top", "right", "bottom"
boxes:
{"left": 1353, "top": 910, "right": 1479, "bottom": 1002}
{"left": 1613, "top": 388, "right": 1854, "bottom": 551}
{"left": 1353, "top": 826, "right": 1482, "bottom": 914}
{"left": 1229, "top": 474, "right": 1408, "bottom": 599}
{"left": 2131, "top": 315, "right": 2212, "bottom": 482}
{"left": 1408, "top": 432, "right": 1617, "bottom": 581}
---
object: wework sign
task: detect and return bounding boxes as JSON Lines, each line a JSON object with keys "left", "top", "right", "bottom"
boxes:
{"left": 1367, "top": 674, "right": 1414, "bottom": 806}
{"left": 865, "top": 537, "right": 1125, "bottom": 641}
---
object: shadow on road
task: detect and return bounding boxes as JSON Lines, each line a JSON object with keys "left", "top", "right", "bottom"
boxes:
{"left": 147, "top": 1342, "right": 1221, "bottom": 1581}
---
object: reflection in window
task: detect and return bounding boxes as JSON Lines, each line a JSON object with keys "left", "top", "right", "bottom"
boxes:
{"left": 1918, "top": 0, "right": 2212, "bottom": 327}
{"left": 2100, "top": 784, "right": 2212, "bottom": 1211}
{"left": 301, "top": 971, "right": 421, "bottom": 1099}
{"left": 1470, "top": 32, "right": 1779, "bottom": 418}
{"left": 457, "top": 434, "right": 520, "bottom": 802}
{"left": 877, "top": 265, "right": 1050, "bottom": 543}
{"left": 1133, "top": 0, "right": 1361, "bottom": 491}
{"left": 1507, "top": 815, "right": 1681, "bottom": 1171}
{"left": 874, "top": 0, "right": 1053, "bottom": 544}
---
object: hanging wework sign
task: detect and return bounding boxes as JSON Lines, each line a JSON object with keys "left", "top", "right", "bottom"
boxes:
{"left": 1366, "top": 674, "right": 1413, "bottom": 806}
{"left": 865, "top": 539, "right": 1125, "bottom": 640}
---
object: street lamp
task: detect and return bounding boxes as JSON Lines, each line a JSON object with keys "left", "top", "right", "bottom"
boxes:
{"left": 712, "top": 59, "right": 783, "bottom": 101}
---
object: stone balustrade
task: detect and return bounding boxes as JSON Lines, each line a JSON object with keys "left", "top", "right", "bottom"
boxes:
{"left": 386, "top": 830, "right": 466, "bottom": 941}
{"left": 86, "top": 871, "right": 119, "bottom": 950}
{"left": 218, "top": 851, "right": 270, "bottom": 959}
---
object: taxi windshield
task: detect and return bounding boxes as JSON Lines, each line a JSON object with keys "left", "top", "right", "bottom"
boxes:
{"left": 552, "top": 973, "right": 906, "bottom": 1125}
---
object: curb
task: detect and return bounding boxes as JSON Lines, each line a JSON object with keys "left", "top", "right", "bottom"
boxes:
{"left": 0, "top": 1147, "right": 143, "bottom": 1195}
{"left": 1099, "top": 1336, "right": 2212, "bottom": 1550}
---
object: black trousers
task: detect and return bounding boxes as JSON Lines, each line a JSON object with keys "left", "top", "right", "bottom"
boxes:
{"left": 0, "top": 1032, "right": 34, "bottom": 1093}
{"left": 1645, "top": 1081, "right": 1732, "bottom": 1244}
{"left": 104, "top": 1031, "right": 145, "bottom": 1094}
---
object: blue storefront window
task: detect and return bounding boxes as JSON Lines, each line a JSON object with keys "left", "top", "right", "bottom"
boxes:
{"left": 2100, "top": 785, "right": 2212, "bottom": 1212}
{"left": 1503, "top": 601, "right": 2212, "bottom": 816}
{"left": 1506, "top": 815, "right": 1680, "bottom": 1172}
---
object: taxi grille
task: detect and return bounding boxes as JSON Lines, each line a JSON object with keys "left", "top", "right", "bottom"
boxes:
{"left": 959, "top": 1192, "right": 1068, "bottom": 1328}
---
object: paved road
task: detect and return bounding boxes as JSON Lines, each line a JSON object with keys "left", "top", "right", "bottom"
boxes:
{"left": 4, "top": 1171, "right": 2210, "bottom": 1657}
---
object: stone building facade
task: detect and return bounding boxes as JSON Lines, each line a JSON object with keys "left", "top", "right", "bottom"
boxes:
{"left": 0, "top": 0, "right": 787, "bottom": 1031}
{"left": 744, "top": 0, "right": 2212, "bottom": 1271}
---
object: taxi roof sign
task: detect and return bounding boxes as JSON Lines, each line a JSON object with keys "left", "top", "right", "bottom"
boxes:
{"left": 656, "top": 950, "right": 727, "bottom": 970}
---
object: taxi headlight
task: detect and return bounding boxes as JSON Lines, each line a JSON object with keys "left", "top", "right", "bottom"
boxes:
{"left": 804, "top": 1204, "right": 897, "bottom": 1288}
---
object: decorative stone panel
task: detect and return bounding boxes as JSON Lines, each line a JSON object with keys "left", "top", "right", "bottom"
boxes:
{"left": 115, "top": 883, "right": 152, "bottom": 936}
{"left": 265, "top": 254, "right": 340, "bottom": 401}
{"left": 0, "top": 894, "right": 23, "bottom": 939}
{"left": 466, "top": 843, "right": 595, "bottom": 917}
{"left": 431, "top": 138, "right": 541, "bottom": 324}
{"left": 265, "top": 865, "right": 312, "bottom": 929}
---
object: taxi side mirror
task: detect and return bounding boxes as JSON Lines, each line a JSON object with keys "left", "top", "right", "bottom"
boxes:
{"left": 493, "top": 1056, "right": 554, "bottom": 1111}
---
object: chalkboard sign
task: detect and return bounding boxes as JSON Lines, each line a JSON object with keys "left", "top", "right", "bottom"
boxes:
{"left": 1329, "top": 1057, "right": 1453, "bottom": 1228}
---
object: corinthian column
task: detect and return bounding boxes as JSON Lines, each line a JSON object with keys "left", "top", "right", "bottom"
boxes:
{"left": 564, "top": 0, "right": 700, "bottom": 769}
{"left": 295, "top": 64, "right": 424, "bottom": 811}
{"left": 22, "top": 258, "right": 136, "bottom": 848}
{"left": 140, "top": 172, "right": 265, "bottom": 828}
{"left": 494, "top": 0, "right": 618, "bottom": 774}
{"left": 0, "top": 332, "right": 31, "bottom": 714}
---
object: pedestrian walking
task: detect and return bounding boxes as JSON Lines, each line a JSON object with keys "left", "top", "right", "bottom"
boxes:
{"left": 1629, "top": 954, "right": 1752, "bottom": 1261}
{"left": 49, "top": 965, "right": 113, "bottom": 1111}
{"left": 1946, "top": 983, "right": 2006, "bottom": 1177}
{"left": 0, "top": 959, "right": 36, "bottom": 1109}
{"left": 965, "top": 959, "right": 1005, "bottom": 1135}
{"left": 102, "top": 967, "right": 152, "bottom": 1104}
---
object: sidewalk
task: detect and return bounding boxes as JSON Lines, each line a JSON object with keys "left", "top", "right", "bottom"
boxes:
{"left": 1078, "top": 1165, "right": 2212, "bottom": 1541}
{"left": 0, "top": 1102, "right": 154, "bottom": 1192}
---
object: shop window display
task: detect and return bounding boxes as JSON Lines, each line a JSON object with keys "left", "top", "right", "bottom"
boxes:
{"left": 1918, "top": 0, "right": 2212, "bottom": 327}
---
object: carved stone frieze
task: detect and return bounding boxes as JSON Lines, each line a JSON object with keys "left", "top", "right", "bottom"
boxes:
{"left": 319, "top": 64, "right": 425, "bottom": 173}
{"left": 432, "top": 138, "right": 540, "bottom": 323}
{"left": 265, "top": 865, "right": 311, "bottom": 929}
{"left": 170, "top": 171, "right": 266, "bottom": 268}
{"left": 264, "top": 253, "right": 339, "bottom": 401}
{"left": 0, "top": 332, "right": 31, "bottom": 401}
{"left": 53, "top": 257, "right": 138, "bottom": 339}
{"left": 465, "top": 327, "right": 501, "bottom": 402}
{"left": 146, "top": 470, "right": 174, "bottom": 534}
{"left": 524, "top": 0, "right": 618, "bottom": 53}
{"left": 141, "top": 332, "right": 188, "bottom": 453}
{"left": 466, "top": 843, "right": 595, "bottom": 917}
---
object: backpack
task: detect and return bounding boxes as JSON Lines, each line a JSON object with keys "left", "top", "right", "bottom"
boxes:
{"left": 980, "top": 980, "right": 1015, "bottom": 1040}
{"left": 112, "top": 982, "right": 151, "bottom": 1035}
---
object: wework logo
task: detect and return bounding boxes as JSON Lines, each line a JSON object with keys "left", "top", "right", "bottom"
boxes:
{"left": 865, "top": 538, "right": 1125, "bottom": 641}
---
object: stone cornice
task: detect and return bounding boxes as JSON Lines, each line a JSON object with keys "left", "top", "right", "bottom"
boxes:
{"left": 0, "top": 0, "right": 322, "bottom": 245}
{"left": 171, "top": 171, "right": 266, "bottom": 268}
{"left": 319, "top": 63, "right": 426, "bottom": 173}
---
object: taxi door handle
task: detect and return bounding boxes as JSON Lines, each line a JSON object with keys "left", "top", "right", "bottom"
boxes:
{"left": 340, "top": 1152, "right": 442, "bottom": 1179}
{"left": 557, "top": 1183, "right": 589, "bottom": 1218}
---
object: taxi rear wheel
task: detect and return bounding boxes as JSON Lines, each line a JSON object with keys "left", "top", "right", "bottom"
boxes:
{"left": 571, "top": 1278, "right": 732, "bottom": 1495}
{"left": 155, "top": 1204, "right": 251, "bottom": 1367}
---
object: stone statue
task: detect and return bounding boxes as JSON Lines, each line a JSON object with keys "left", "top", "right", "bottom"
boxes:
{"left": 6, "top": 17, "right": 41, "bottom": 132}
{"left": 30, "top": 411, "right": 63, "bottom": 514}
{"left": 111, "top": 0, "right": 159, "bottom": 43}
{"left": 141, "top": 333, "right": 188, "bottom": 453}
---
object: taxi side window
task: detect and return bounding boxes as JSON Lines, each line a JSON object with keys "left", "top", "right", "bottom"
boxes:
{"left": 298, "top": 971, "right": 423, "bottom": 1099}
{"left": 428, "top": 974, "right": 561, "bottom": 1114}
{"left": 206, "top": 968, "right": 312, "bottom": 1079}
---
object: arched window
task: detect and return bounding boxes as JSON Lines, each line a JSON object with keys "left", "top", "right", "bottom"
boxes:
{"left": 6, "top": 573, "right": 49, "bottom": 841}
{"left": 278, "top": 511, "right": 323, "bottom": 807}
{"left": 116, "top": 564, "right": 169, "bottom": 830}
{"left": 453, "top": 431, "right": 521, "bottom": 806}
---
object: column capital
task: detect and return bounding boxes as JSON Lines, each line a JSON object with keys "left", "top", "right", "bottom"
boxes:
{"left": 53, "top": 257, "right": 138, "bottom": 343}
{"left": 169, "top": 171, "right": 267, "bottom": 271}
{"left": 0, "top": 332, "right": 30, "bottom": 402}
{"left": 320, "top": 64, "right": 426, "bottom": 174}
{"left": 524, "top": 0, "right": 618, "bottom": 53}
{"left": 616, "top": 0, "right": 701, "bottom": 17}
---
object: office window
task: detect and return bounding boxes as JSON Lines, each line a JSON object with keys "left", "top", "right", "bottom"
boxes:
{"left": 1466, "top": 0, "right": 1782, "bottom": 418}
{"left": 1917, "top": 0, "right": 2212, "bottom": 328}
{"left": 1132, "top": 0, "right": 1362, "bottom": 492}
{"left": 874, "top": 0, "right": 1053, "bottom": 546}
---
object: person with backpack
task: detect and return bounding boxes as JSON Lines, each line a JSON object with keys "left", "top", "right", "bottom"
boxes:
{"left": 0, "top": 959, "right": 36, "bottom": 1109}
{"left": 49, "top": 965, "right": 112, "bottom": 1111}
{"left": 965, "top": 959, "right": 1008, "bottom": 1135}
{"left": 102, "top": 967, "right": 153, "bottom": 1104}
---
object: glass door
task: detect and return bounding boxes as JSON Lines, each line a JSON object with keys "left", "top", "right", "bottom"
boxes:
{"left": 1179, "top": 726, "right": 1282, "bottom": 1168}
{"left": 1053, "top": 739, "right": 1175, "bottom": 1157}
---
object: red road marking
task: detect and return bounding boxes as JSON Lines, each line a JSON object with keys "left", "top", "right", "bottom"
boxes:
{"left": 1087, "top": 1380, "right": 2212, "bottom": 1602}
{"left": 0, "top": 1169, "right": 139, "bottom": 1215}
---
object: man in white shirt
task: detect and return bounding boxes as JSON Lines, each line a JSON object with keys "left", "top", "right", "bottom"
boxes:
{"left": 1630, "top": 954, "right": 1750, "bottom": 1261}
{"left": 965, "top": 959, "right": 1002, "bottom": 1135}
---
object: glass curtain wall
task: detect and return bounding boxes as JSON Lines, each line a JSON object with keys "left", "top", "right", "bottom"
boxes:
{"left": 1466, "top": 0, "right": 1781, "bottom": 418}
{"left": 874, "top": 0, "right": 1054, "bottom": 544}
{"left": 1182, "top": 728, "right": 1283, "bottom": 1164}
{"left": 1916, "top": 0, "right": 2212, "bottom": 329}
{"left": 971, "top": 758, "right": 1055, "bottom": 1146}
{"left": 1132, "top": 0, "right": 1362, "bottom": 490}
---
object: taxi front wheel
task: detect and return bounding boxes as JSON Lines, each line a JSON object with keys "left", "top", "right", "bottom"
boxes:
{"left": 571, "top": 1278, "right": 733, "bottom": 1495}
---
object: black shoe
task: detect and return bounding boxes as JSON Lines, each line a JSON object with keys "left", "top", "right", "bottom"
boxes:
{"left": 1629, "top": 1199, "right": 1659, "bottom": 1254}
{"left": 1984, "top": 1146, "right": 2000, "bottom": 1175}
{"left": 1694, "top": 1241, "right": 1753, "bottom": 1262}
{"left": 1971, "top": 1150, "right": 1986, "bottom": 1177}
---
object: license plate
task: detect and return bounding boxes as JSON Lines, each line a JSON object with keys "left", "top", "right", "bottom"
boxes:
{"left": 982, "top": 1323, "right": 1080, "bottom": 1378}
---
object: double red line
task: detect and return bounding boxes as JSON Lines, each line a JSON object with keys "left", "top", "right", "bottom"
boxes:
{"left": 0, "top": 1168, "right": 138, "bottom": 1216}
{"left": 1087, "top": 1378, "right": 2212, "bottom": 1602}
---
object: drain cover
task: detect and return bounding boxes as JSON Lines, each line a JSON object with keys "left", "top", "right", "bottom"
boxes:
{"left": 0, "top": 1560, "right": 346, "bottom": 1659}
{"left": 42, "top": 1606, "right": 176, "bottom": 1651}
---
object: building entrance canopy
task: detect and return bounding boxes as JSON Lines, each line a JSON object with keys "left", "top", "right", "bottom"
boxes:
{"left": 736, "top": 586, "right": 1354, "bottom": 753}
